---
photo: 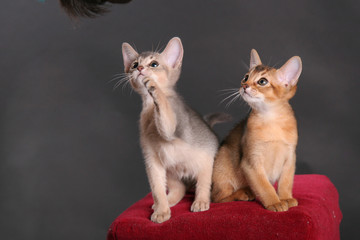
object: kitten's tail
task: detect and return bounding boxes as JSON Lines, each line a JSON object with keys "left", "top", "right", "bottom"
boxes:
{"left": 204, "top": 113, "right": 232, "bottom": 128}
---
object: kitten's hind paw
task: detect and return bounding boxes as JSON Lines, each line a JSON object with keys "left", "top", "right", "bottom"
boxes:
{"left": 235, "top": 187, "right": 255, "bottom": 201}
{"left": 151, "top": 208, "right": 171, "bottom": 223}
{"left": 191, "top": 200, "right": 210, "bottom": 212}
{"left": 266, "top": 201, "right": 289, "bottom": 212}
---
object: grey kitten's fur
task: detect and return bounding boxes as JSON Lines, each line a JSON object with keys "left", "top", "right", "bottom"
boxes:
{"left": 121, "top": 37, "right": 219, "bottom": 223}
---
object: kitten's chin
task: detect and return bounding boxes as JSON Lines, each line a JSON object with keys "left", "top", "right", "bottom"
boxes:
{"left": 240, "top": 91, "right": 256, "bottom": 102}
{"left": 136, "top": 74, "right": 145, "bottom": 81}
{"left": 240, "top": 91, "right": 265, "bottom": 108}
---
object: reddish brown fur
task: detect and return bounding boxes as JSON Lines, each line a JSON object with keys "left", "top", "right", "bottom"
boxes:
{"left": 212, "top": 50, "right": 302, "bottom": 212}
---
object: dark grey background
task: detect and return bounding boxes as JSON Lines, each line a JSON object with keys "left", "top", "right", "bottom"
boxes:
{"left": 1, "top": 0, "right": 359, "bottom": 239}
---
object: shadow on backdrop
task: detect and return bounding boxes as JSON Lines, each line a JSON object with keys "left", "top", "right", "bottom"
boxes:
{"left": 60, "top": 0, "right": 132, "bottom": 18}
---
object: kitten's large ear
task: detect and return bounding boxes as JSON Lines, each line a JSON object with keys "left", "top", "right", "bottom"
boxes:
{"left": 276, "top": 56, "right": 302, "bottom": 87}
{"left": 122, "top": 43, "right": 138, "bottom": 72}
{"left": 250, "top": 49, "right": 262, "bottom": 69}
{"left": 161, "top": 37, "right": 184, "bottom": 68}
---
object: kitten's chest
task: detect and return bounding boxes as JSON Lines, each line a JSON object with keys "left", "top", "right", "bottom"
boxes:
{"left": 158, "top": 140, "right": 203, "bottom": 177}
{"left": 247, "top": 115, "right": 298, "bottom": 144}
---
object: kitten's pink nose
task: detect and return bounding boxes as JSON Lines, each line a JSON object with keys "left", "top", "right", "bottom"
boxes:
{"left": 137, "top": 65, "right": 144, "bottom": 71}
{"left": 242, "top": 84, "right": 249, "bottom": 90}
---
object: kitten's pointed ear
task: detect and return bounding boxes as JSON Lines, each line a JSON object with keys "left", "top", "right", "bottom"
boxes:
{"left": 122, "top": 43, "right": 138, "bottom": 72}
{"left": 161, "top": 37, "right": 184, "bottom": 68}
{"left": 250, "top": 49, "right": 262, "bottom": 69}
{"left": 276, "top": 56, "right": 302, "bottom": 87}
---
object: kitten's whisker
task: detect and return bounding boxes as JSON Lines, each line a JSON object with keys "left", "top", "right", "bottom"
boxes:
{"left": 109, "top": 76, "right": 124, "bottom": 83}
{"left": 217, "top": 90, "right": 239, "bottom": 97}
{"left": 241, "top": 59, "right": 249, "bottom": 70}
{"left": 109, "top": 73, "right": 129, "bottom": 83}
{"left": 155, "top": 41, "right": 162, "bottom": 53}
{"left": 217, "top": 88, "right": 239, "bottom": 97}
{"left": 113, "top": 73, "right": 127, "bottom": 77}
{"left": 220, "top": 91, "right": 240, "bottom": 105}
{"left": 122, "top": 78, "right": 132, "bottom": 93}
{"left": 225, "top": 95, "right": 237, "bottom": 109}
{"left": 225, "top": 93, "right": 241, "bottom": 109}
{"left": 113, "top": 77, "right": 130, "bottom": 91}
{"left": 113, "top": 80, "right": 122, "bottom": 90}
{"left": 157, "top": 42, "right": 166, "bottom": 53}
{"left": 113, "top": 76, "right": 128, "bottom": 84}
{"left": 132, "top": 43, "right": 139, "bottom": 53}
{"left": 220, "top": 91, "right": 239, "bottom": 103}
{"left": 218, "top": 88, "right": 240, "bottom": 92}
{"left": 272, "top": 59, "right": 283, "bottom": 68}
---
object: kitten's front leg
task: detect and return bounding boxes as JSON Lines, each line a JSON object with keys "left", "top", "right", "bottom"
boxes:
{"left": 145, "top": 157, "right": 171, "bottom": 223}
{"left": 142, "top": 77, "right": 158, "bottom": 104}
{"left": 142, "top": 78, "right": 177, "bottom": 141}
{"left": 242, "top": 160, "right": 288, "bottom": 212}
{"left": 277, "top": 152, "right": 298, "bottom": 209}
{"left": 191, "top": 155, "right": 213, "bottom": 212}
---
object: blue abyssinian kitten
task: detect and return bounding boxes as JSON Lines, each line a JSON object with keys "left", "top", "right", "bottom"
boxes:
{"left": 121, "top": 37, "right": 222, "bottom": 223}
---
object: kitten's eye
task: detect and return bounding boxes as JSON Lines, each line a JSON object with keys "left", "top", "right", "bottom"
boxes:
{"left": 150, "top": 61, "right": 159, "bottom": 68}
{"left": 257, "top": 78, "right": 268, "bottom": 86}
{"left": 243, "top": 74, "right": 249, "bottom": 82}
{"left": 132, "top": 62, "right": 138, "bottom": 69}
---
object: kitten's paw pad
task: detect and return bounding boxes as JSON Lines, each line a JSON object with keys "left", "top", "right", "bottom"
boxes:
{"left": 142, "top": 78, "right": 156, "bottom": 93}
{"left": 151, "top": 208, "right": 171, "bottom": 223}
{"left": 281, "top": 198, "right": 298, "bottom": 208}
{"left": 191, "top": 200, "right": 210, "bottom": 212}
{"left": 266, "top": 201, "right": 289, "bottom": 212}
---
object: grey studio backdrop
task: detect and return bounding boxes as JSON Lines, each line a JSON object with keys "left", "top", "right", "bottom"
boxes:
{"left": 1, "top": 0, "right": 359, "bottom": 239}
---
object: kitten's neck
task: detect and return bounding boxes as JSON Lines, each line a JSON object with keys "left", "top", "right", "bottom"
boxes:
{"left": 251, "top": 101, "right": 293, "bottom": 118}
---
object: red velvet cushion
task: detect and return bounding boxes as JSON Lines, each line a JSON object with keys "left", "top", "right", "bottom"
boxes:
{"left": 107, "top": 174, "right": 342, "bottom": 240}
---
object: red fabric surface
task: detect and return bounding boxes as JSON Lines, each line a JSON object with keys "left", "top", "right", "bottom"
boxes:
{"left": 107, "top": 174, "right": 342, "bottom": 240}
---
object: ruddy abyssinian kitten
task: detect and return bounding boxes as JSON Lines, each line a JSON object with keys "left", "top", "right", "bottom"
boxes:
{"left": 211, "top": 49, "right": 302, "bottom": 212}
{"left": 121, "top": 37, "right": 221, "bottom": 223}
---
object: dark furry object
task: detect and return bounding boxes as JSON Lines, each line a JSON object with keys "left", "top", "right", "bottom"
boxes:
{"left": 60, "top": 0, "right": 132, "bottom": 18}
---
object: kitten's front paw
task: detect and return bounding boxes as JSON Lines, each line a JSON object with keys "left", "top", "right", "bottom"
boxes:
{"left": 151, "top": 208, "right": 171, "bottom": 223}
{"left": 142, "top": 78, "right": 156, "bottom": 96}
{"left": 281, "top": 198, "right": 298, "bottom": 208}
{"left": 266, "top": 201, "right": 289, "bottom": 212}
{"left": 191, "top": 200, "right": 210, "bottom": 212}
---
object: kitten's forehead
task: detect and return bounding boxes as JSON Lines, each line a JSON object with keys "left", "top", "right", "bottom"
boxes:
{"left": 250, "top": 65, "right": 274, "bottom": 75}
{"left": 247, "top": 65, "right": 276, "bottom": 82}
{"left": 138, "top": 52, "right": 159, "bottom": 62}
